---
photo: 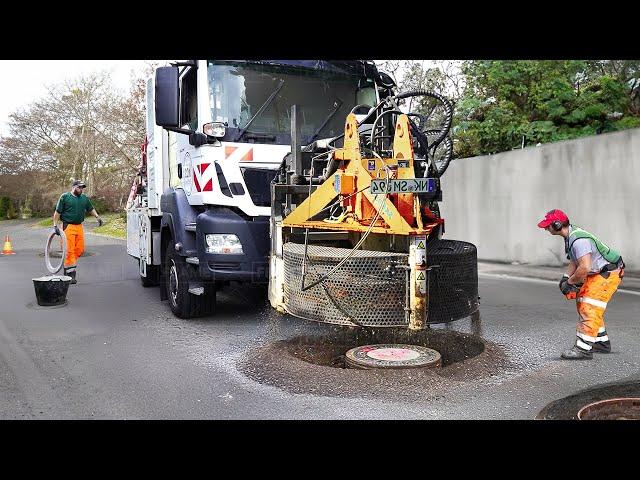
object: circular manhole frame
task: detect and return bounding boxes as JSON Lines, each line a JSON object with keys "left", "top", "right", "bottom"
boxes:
{"left": 578, "top": 397, "right": 640, "bottom": 420}
{"left": 280, "top": 327, "right": 486, "bottom": 370}
{"left": 345, "top": 344, "right": 442, "bottom": 370}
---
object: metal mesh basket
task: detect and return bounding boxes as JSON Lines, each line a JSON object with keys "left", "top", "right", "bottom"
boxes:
{"left": 426, "top": 239, "right": 479, "bottom": 324}
{"left": 282, "top": 239, "right": 479, "bottom": 327}
{"left": 283, "top": 243, "right": 409, "bottom": 327}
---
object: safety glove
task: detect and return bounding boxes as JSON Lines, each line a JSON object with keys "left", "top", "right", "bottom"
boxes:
{"left": 558, "top": 274, "right": 569, "bottom": 293}
{"left": 560, "top": 276, "right": 582, "bottom": 300}
{"left": 97, "top": 217, "right": 104, "bottom": 227}
{"left": 560, "top": 280, "right": 580, "bottom": 296}
{"left": 53, "top": 225, "right": 61, "bottom": 236}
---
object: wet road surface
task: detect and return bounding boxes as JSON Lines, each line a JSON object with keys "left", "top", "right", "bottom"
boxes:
{"left": 1, "top": 219, "right": 639, "bottom": 419}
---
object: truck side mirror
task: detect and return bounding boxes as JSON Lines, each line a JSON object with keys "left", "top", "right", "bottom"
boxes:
{"left": 155, "top": 67, "right": 180, "bottom": 128}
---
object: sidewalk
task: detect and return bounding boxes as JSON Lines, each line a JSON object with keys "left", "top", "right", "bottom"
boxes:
{"left": 478, "top": 261, "right": 640, "bottom": 293}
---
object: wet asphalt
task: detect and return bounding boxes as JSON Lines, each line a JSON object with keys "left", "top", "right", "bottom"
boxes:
{"left": 1, "top": 219, "right": 639, "bottom": 419}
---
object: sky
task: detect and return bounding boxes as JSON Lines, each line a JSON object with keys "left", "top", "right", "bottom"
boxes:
{"left": 0, "top": 60, "right": 438, "bottom": 136}
{"left": 0, "top": 60, "right": 151, "bottom": 136}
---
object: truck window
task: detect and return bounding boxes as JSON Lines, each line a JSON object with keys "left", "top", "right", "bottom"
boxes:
{"left": 180, "top": 68, "right": 198, "bottom": 131}
{"left": 356, "top": 87, "right": 376, "bottom": 109}
{"left": 207, "top": 61, "right": 374, "bottom": 145}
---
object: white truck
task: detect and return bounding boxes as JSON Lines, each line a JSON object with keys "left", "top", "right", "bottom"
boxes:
{"left": 126, "top": 60, "right": 389, "bottom": 318}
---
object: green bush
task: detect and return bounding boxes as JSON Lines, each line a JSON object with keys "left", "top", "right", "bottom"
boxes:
{"left": 90, "top": 196, "right": 109, "bottom": 214}
{"left": 0, "top": 197, "right": 10, "bottom": 218}
{"left": 6, "top": 201, "right": 18, "bottom": 220}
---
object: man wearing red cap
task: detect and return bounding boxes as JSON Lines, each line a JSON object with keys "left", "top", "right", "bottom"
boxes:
{"left": 538, "top": 209, "right": 624, "bottom": 359}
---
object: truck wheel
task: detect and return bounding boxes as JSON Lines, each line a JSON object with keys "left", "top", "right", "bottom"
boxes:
{"left": 140, "top": 263, "right": 160, "bottom": 287}
{"left": 165, "top": 244, "right": 216, "bottom": 318}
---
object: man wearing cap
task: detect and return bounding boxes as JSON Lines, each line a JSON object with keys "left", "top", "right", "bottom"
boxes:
{"left": 52, "top": 180, "right": 103, "bottom": 284}
{"left": 538, "top": 209, "right": 624, "bottom": 360}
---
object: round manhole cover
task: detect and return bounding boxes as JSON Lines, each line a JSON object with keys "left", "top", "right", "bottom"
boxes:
{"left": 344, "top": 344, "right": 441, "bottom": 370}
{"left": 578, "top": 398, "right": 640, "bottom": 420}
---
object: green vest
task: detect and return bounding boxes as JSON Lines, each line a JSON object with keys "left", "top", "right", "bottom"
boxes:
{"left": 565, "top": 226, "right": 621, "bottom": 264}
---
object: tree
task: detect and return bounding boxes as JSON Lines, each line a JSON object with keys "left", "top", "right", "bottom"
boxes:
{"left": 453, "top": 60, "right": 640, "bottom": 157}
{"left": 0, "top": 63, "right": 154, "bottom": 212}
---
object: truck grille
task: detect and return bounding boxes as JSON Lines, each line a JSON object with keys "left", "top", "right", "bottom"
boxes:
{"left": 240, "top": 167, "right": 278, "bottom": 207}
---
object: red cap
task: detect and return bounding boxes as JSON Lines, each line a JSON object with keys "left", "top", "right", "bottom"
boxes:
{"left": 537, "top": 209, "right": 569, "bottom": 228}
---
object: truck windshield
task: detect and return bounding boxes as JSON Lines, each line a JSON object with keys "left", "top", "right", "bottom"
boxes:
{"left": 207, "top": 60, "right": 375, "bottom": 145}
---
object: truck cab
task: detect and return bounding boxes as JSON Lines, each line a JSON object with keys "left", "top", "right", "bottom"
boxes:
{"left": 127, "top": 60, "right": 385, "bottom": 318}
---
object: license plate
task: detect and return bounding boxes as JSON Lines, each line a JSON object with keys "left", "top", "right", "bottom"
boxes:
{"left": 370, "top": 178, "right": 436, "bottom": 194}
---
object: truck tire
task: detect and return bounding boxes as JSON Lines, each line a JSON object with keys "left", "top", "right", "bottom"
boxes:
{"left": 140, "top": 263, "right": 160, "bottom": 287}
{"left": 165, "top": 244, "right": 216, "bottom": 318}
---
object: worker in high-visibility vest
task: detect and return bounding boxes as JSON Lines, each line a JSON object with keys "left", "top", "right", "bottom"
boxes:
{"left": 52, "top": 180, "right": 103, "bottom": 284}
{"left": 538, "top": 209, "right": 625, "bottom": 360}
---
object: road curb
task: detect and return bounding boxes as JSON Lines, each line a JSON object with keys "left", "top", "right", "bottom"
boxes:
{"left": 478, "top": 262, "right": 640, "bottom": 295}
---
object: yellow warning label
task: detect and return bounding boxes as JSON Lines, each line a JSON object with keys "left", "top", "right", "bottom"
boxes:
{"left": 417, "top": 241, "right": 425, "bottom": 249}
{"left": 417, "top": 272, "right": 425, "bottom": 280}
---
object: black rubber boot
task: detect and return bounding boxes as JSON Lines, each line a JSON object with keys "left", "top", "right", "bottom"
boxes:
{"left": 592, "top": 341, "right": 611, "bottom": 353}
{"left": 561, "top": 345, "right": 593, "bottom": 360}
{"left": 68, "top": 270, "right": 77, "bottom": 285}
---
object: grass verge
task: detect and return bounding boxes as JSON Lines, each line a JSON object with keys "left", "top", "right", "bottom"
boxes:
{"left": 92, "top": 212, "right": 126, "bottom": 239}
{"left": 35, "top": 212, "right": 126, "bottom": 239}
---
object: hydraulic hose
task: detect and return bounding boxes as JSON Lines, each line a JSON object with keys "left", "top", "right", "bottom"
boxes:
{"left": 44, "top": 229, "right": 67, "bottom": 274}
{"left": 425, "top": 131, "right": 453, "bottom": 176}
{"left": 394, "top": 90, "right": 453, "bottom": 146}
{"left": 369, "top": 109, "right": 402, "bottom": 153}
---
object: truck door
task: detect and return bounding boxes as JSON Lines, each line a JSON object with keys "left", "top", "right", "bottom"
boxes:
{"left": 176, "top": 66, "right": 201, "bottom": 202}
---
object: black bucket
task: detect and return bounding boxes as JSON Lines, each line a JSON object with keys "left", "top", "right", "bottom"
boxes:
{"left": 32, "top": 275, "right": 72, "bottom": 306}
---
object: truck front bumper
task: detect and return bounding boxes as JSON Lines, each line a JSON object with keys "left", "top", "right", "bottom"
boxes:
{"left": 195, "top": 208, "right": 270, "bottom": 284}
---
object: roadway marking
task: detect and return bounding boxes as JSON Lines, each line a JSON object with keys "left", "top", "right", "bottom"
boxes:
{"left": 479, "top": 272, "right": 640, "bottom": 297}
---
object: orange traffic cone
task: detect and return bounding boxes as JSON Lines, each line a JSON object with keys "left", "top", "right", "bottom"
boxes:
{"left": 1, "top": 235, "right": 16, "bottom": 255}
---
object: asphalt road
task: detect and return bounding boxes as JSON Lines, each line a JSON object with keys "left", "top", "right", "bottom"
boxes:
{"left": 1, "top": 219, "right": 639, "bottom": 419}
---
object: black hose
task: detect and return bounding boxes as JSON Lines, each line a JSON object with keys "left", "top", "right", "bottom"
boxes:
{"left": 394, "top": 90, "right": 453, "bottom": 146}
{"left": 425, "top": 133, "right": 453, "bottom": 176}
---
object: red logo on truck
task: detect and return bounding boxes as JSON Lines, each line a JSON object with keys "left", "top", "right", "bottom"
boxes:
{"left": 193, "top": 163, "right": 213, "bottom": 192}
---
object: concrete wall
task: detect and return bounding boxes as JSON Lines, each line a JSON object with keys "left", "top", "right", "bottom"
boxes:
{"left": 440, "top": 128, "right": 640, "bottom": 270}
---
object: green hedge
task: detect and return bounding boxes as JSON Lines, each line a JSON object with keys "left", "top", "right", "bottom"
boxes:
{"left": 0, "top": 197, "right": 18, "bottom": 219}
{"left": 0, "top": 197, "right": 9, "bottom": 218}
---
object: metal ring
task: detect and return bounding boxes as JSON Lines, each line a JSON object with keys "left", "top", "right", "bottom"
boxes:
{"left": 45, "top": 229, "right": 67, "bottom": 274}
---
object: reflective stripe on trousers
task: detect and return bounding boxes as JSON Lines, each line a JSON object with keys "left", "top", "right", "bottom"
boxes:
{"left": 575, "top": 271, "right": 621, "bottom": 340}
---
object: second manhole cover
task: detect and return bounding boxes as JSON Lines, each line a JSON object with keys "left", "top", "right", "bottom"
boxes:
{"left": 344, "top": 344, "right": 441, "bottom": 370}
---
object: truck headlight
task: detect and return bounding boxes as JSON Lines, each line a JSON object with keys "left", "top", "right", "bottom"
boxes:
{"left": 203, "top": 122, "right": 226, "bottom": 139}
{"left": 205, "top": 234, "right": 243, "bottom": 254}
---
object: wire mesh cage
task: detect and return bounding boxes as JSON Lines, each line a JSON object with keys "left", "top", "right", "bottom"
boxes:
{"left": 282, "top": 239, "right": 479, "bottom": 328}
{"left": 283, "top": 243, "right": 409, "bottom": 327}
{"left": 426, "top": 239, "right": 479, "bottom": 324}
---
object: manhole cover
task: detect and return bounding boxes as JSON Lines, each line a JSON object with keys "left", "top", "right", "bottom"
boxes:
{"left": 344, "top": 344, "right": 441, "bottom": 370}
{"left": 578, "top": 398, "right": 640, "bottom": 420}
